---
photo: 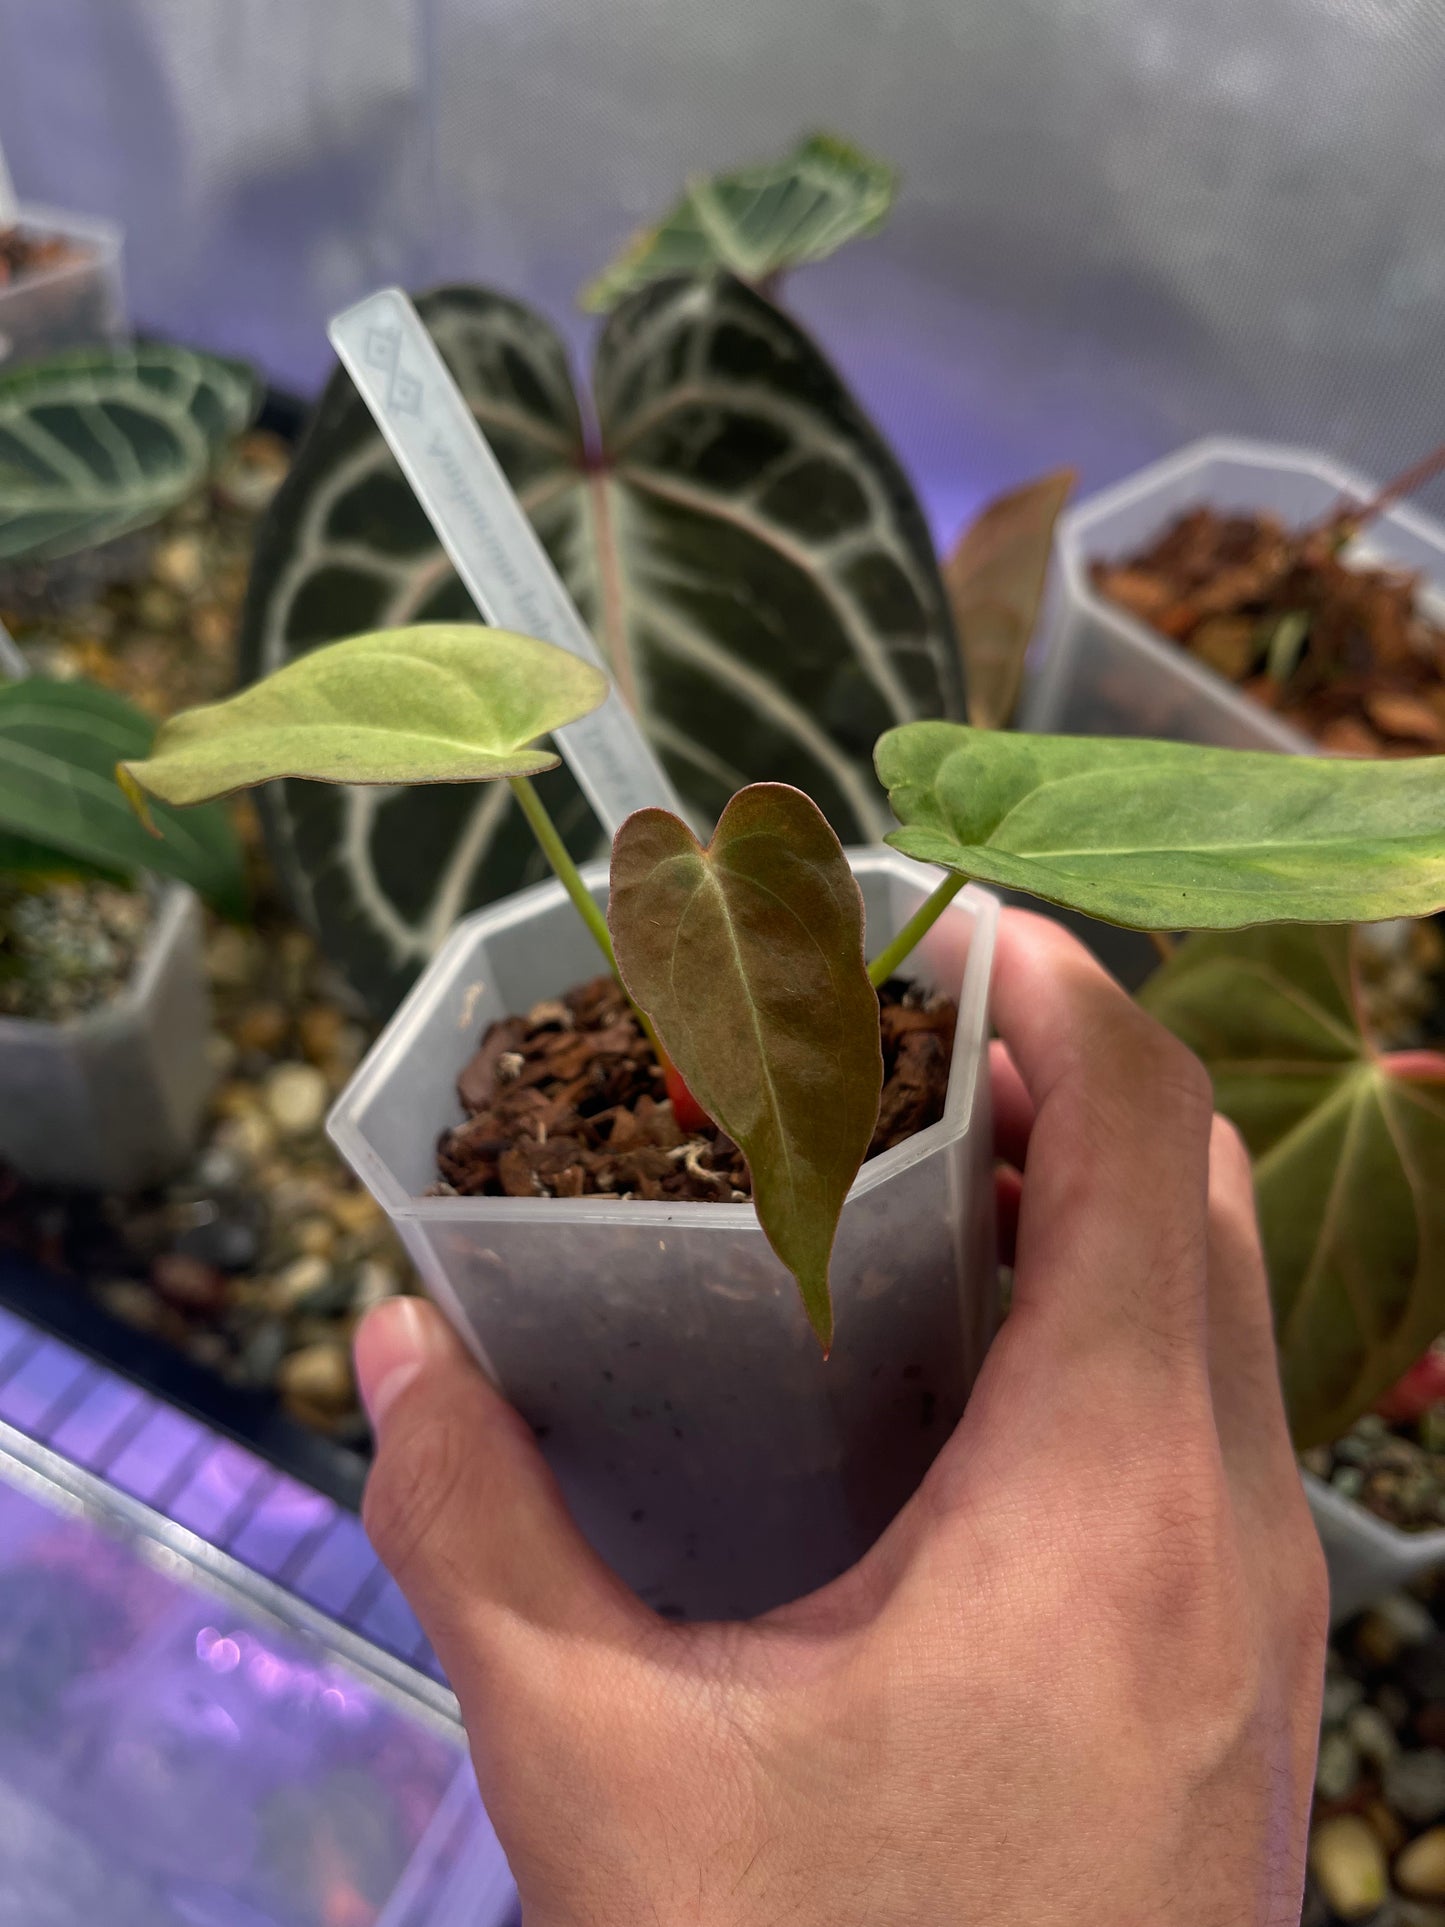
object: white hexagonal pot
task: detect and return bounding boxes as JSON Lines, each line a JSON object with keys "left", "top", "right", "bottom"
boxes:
{"left": 0, "top": 882, "right": 212, "bottom": 1191}
{"left": 1021, "top": 436, "right": 1445, "bottom": 752}
{"left": 331, "top": 850, "right": 999, "bottom": 1619}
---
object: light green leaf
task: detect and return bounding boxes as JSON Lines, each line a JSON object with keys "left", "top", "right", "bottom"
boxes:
{"left": 944, "top": 470, "right": 1075, "bottom": 730}
{"left": 609, "top": 783, "right": 883, "bottom": 1349}
{"left": 0, "top": 343, "right": 258, "bottom": 563}
{"left": 0, "top": 679, "right": 246, "bottom": 915}
{"left": 580, "top": 133, "right": 897, "bottom": 312}
{"left": 877, "top": 724, "right": 1445, "bottom": 929}
{"left": 1140, "top": 925, "right": 1445, "bottom": 1445}
{"left": 121, "top": 625, "right": 608, "bottom": 804}
{"left": 243, "top": 277, "right": 961, "bottom": 1014}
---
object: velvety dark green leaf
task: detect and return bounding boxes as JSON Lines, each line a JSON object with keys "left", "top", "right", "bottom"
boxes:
{"left": 580, "top": 133, "right": 896, "bottom": 312}
{"left": 877, "top": 724, "right": 1445, "bottom": 929}
{"left": 0, "top": 679, "right": 245, "bottom": 915}
{"left": 609, "top": 783, "right": 882, "bottom": 1349}
{"left": 0, "top": 344, "right": 257, "bottom": 563}
{"left": 243, "top": 276, "right": 961, "bottom": 1012}
{"left": 121, "top": 625, "right": 607, "bottom": 804}
{"left": 1140, "top": 925, "right": 1445, "bottom": 1445}
{"left": 944, "top": 470, "right": 1074, "bottom": 730}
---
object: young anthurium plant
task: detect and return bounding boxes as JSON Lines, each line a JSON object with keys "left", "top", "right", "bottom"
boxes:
{"left": 121, "top": 621, "right": 1445, "bottom": 1349}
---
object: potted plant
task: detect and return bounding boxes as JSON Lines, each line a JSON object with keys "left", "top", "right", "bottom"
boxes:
{"left": 122, "top": 614, "right": 1445, "bottom": 1616}
{"left": 0, "top": 674, "right": 243, "bottom": 1191}
{"left": 1020, "top": 437, "right": 1445, "bottom": 757}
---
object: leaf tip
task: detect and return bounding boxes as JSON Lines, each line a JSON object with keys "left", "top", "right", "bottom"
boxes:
{"left": 115, "top": 762, "right": 161, "bottom": 837}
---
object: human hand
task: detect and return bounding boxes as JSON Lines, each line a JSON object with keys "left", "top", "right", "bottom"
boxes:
{"left": 354, "top": 907, "right": 1327, "bottom": 1927}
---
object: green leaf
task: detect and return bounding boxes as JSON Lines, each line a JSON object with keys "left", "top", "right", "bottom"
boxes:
{"left": 1140, "top": 925, "right": 1445, "bottom": 1445}
{"left": 876, "top": 724, "right": 1445, "bottom": 929}
{"left": 609, "top": 783, "right": 883, "bottom": 1349}
{"left": 944, "top": 470, "right": 1074, "bottom": 730}
{"left": 580, "top": 133, "right": 897, "bottom": 312}
{"left": 121, "top": 625, "right": 608, "bottom": 805}
{"left": 0, "top": 679, "right": 246, "bottom": 915}
{"left": 0, "top": 343, "right": 257, "bottom": 564}
{"left": 243, "top": 276, "right": 962, "bottom": 1013}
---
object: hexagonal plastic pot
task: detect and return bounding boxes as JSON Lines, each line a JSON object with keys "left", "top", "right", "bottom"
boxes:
{"left": 0, "top": 203, "right": 127, "bottom": 371}
{"left": 1305, "top": 1473, "right": 1445, "bottom": 1628}
{"left": 0, "top": 882, "right": 212, "bottom": 1191}
{"left": 1020, "top": 436, "right": 1445, "bottom": 751}
{"left": 330, "top": 850, "right": 999, "bottom": 1620}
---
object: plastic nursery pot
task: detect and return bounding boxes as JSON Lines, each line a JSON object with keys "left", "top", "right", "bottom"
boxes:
{"left": 331, "top": 850, "right": 1000, "bottom": 1621}
{"left": 1020, "top": 437, "right": 1445, "bottom": 751}
{"left": 1304, "top": 1472, "right": 1445, "bottom": 1628}
{"left": 0, "top": 203, "right": 126, "bottom": 371}
{"left": 0, "top": 882, "right": 213, "bottom": 1191}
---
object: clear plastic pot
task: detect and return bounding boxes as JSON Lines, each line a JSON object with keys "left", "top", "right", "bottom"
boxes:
{"left": 1021, "top": 437, "right": 1445, "bottom": 750}
{"left": 0, "top": 203, "right": 127, "bottom": 371}
{"left": 0, "top": 882, "right": 213, "bottom": 1191}
{"left": 1305, "top": 1473, "right": 1445, "bottom": 1627}
{"left": 330, "top": 851, "right": 999, "bottom": 1620}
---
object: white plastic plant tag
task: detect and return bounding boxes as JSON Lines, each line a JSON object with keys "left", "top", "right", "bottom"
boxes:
{"left": 328, "top": 287, "right": 683, "bottom": 835}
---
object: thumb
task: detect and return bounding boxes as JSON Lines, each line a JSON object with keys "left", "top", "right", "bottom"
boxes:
{"left": 354, "top": 1297, "right": 647, "bottom": 1686}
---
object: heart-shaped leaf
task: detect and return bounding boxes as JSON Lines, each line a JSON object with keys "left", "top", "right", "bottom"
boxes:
{"left": 243, "top": 276, "right": 961, "bottom": 1013}
{"left": 120, "top": 625, "right": 607, "bottom": 805}
{"left": 580, "top": 133, "right": 896, "bottom": 312}
{"left": 1140, "top": 925, "right": 1445, "bottom": 1445}
{"left": 0, "top": 344, "right": 258, "bottom": 563}
{"left": 944, "top": 470, "right": 1074, "bottom": 730}
{"left": 608, "top": 782, "right": 883, "bottom": 1349}
{"left": 0, "top": 679, "right": 245, "bottom": 915}
{"left": 877, "top": 724, "right": 1445, "bottom": 929}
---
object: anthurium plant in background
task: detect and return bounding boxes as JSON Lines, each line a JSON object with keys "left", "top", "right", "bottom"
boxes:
{"left": 122, "top": 621, "right": 1445, "bottom": 1355}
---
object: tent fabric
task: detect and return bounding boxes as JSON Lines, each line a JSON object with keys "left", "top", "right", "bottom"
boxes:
{"left": 2, "top": 0, "right": 1443, "bottom": 536}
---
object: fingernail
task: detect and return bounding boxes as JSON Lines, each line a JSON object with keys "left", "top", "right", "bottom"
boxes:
{"left": 354, "top": 1296, "right": 457, "bottom": 1431}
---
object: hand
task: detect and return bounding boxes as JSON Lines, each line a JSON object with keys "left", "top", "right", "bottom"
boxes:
{"left": 354, "top": 907, "right": 1327, "bottom": 1927}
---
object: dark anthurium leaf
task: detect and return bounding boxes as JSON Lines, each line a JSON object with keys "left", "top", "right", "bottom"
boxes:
{"left": 1140, "top": 924, "right": 1445, "bottom": 1447}
{"left": 944, "top": 469, "right": 1075, "bottom": 730}
{"left": 580, "top": 132, "right": 897, "bottom": 312}
{"left": 877, "top": 724, "right": 1445, "bottom": 929}
{"left": 242, "top": 275, "right": 962, "bottom": 1013}
{"left": 0, "top": 679, "right": 245, "bottom": 915}
{"left": 609, "top": 783, "right": 883, "bottom": 1350}
{"left": 0, "top": 344, "right": 257, "bottom": 563}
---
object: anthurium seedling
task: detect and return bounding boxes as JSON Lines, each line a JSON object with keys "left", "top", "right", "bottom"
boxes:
{"left": 122, "top": 619, "right": 1445, "bottom": 1349}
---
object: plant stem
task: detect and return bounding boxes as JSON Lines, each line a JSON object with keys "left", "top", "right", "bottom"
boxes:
{"left": 509, "top": 775, "right": 616, "bottom": 971}
{"left": 1147, "top": 930, "right": 1178, "bottom": 965}
{"left": 867, "top": 873, "right": 966, "bottom": 989}
{"left": 507, "top": 773, "right": 671, "bottom": 1068}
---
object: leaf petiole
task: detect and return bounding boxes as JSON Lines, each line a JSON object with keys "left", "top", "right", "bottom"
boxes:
{"left": 866, "top": 872, "right": 966, "bottom": 988}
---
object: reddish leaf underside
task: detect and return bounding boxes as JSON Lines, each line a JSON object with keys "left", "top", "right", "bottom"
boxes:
{"left": 607, "top": 783, "right": 883, "bottom": 1350}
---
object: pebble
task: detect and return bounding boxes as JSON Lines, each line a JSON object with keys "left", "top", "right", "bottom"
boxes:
{"left": 354, "top": 1259, "right": 402, "bottom": 1312}
{"left": 297, "top": 1003, "right": 345, "bottom": 1066}
{"left": 152, "top": 534, "right": 204, "bottom": 594}
{"left": 215, "top": 1108, "right": 277, "bottom": 1166}
{"left": 173, "top": 1195, "right": 264, "bottom": 1273}
{"left": 97, "top": 1279, "right": 166, "bottom": 1334}
{"left": 1387, "top": 1752, "right": 1445, "bottom": 1828}
{"left": 1317, "top": 1729, "right": 1362, "bottom": 1802}
{"left": 329, "top": 1188, "right": 382, "bottom": 1235}
{"left": 1309, "top": 1815, "right": 1389, "bottom": 1920}
{"left": 292, "top": 1215, "right": 336, "bottom": 1258}
{"left": 1399, "top": 1829, "right": 1445, "bottom": 1901}
{"left": 278, "top": 1341, "right": 353, "bottom": 1415}
{"left": 1350, "top": 1704, "right": 1401, "bottom": 1769}
{"left": 150, "top": 1252, "right": 228, "bottom": 1317}
{"left": 268, "top": 1256, "right": 332, "bottom": 1312}
{"left": 205, "top": 925, "right": 259, "bottom": 989}
{"left": 263, "top": 1062, "right": 329, "bottom": 1137}
{"left": 1323, "top": 1673, "right": 1368, "bottom": 1725}
{"left": 234, "top": 1001, "right": 290, "bottom": 1055}
{"left": 236, "top": 1317, "right": 289, "bottom": 1388}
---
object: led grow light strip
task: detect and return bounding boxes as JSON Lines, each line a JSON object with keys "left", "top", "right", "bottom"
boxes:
{"left": 328, "top": 286, "right": 683, "bottom": 835}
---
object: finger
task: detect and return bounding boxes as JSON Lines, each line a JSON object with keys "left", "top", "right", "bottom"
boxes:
{"left": 355, "top": 1298, "right": 650, "bottom": 1688}
{"left": 1203, "top": 1116, "right": 1296, "bottom": 1490}
{"left": 990, "top": 908, "right": 1214, "bottom": 1380}
{"left": 990, "top": 1038, "right": 1033, "bottom": 1170}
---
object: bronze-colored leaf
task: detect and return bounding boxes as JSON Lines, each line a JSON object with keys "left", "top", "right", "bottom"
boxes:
{"left": 944, "top": 470, "right": 1075, "bottom": 730}
{"left": 608, "top": 783, "right": 883, "bottom": 1349}
{"left": 1140, "top": 924, "right": 1445, "bottom": 1446}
